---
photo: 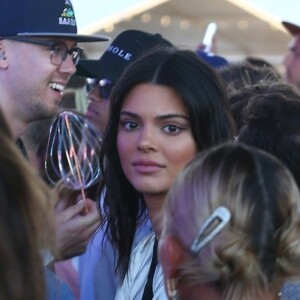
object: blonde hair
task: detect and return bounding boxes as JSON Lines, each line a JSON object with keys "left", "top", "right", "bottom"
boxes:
{"left": 161, "top": 143, "right": 300, "bottom": 300}
{"left": 0, "top": 110, "right": 55, "bottom": 300}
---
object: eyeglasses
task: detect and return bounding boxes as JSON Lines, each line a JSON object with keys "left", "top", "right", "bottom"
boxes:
{"left": 4, "top": 36, "right": 83, "bottom": 66}
{"left": 86, "top": 78, "right": 115, "bottom": 99}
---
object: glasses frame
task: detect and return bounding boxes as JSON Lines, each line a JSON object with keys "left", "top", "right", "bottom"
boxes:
{"left": 86, "top": 78, "right": 115, "bottom": 99}
{"left": 3, "top": 36, "right": 83, "bottom": 66}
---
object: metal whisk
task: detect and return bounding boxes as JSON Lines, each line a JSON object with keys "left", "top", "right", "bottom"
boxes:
{"left": 45, "top": 111, "right": 102, "bottom": 205}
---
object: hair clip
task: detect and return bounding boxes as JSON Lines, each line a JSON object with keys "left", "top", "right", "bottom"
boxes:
{"left": 190, "top": 206, "right": 231, "bottom": 254}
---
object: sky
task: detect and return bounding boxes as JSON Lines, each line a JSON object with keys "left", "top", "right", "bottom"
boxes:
{"left": 250, "top": 0, "right": 299, "bottom": 23}
{"left": 72, "top": 0, "right": 300, "bottom": 32}
{"left": 72, "top": 0, "right": 152, "bottom": 30}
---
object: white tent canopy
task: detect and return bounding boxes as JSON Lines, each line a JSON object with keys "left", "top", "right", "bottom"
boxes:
{"left": 75, "top": 0, "right": 298, "bottom": 67}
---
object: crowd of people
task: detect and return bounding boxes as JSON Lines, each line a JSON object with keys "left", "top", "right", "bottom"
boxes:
{"left": 1, "top": 0, "right": 300, "bottom": 299}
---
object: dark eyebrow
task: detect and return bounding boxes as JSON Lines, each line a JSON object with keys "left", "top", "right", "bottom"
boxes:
{"left": 119, "top": 111, "right": 138, "bottom": 118}
{"left": 119, "top": 111, "right": 189, "bottom": 121}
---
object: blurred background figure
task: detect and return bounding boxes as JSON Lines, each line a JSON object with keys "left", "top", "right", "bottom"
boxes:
{"left": 76, "top": 29, "right": 174, "bottom": 136}
{"left": 196, "top": 50, "right": 229, "bottom": 69}
{"left": 195, "top": 22, "right": 229, "bottom": 69}
{"left": 218, "top": 61, "right": 281, "bottom": 95}
{"left": 245, "top": 56, "right": 278, "bottom": 69}
{"left": 228, "top": 81, "right": 300, "bottom": 132}
{"left": 236, "top": 85, "right": 300, "bottom": 188}
{"left": 159, "top": 143, "right": 300, "bottom": 300}
{"left": 282, "top": 21, "right": 300, "bottom": 89}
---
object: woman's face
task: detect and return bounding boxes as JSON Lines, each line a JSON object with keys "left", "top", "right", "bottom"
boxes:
{"left": 117, "top": 83, "right": 197, "bottom": 200}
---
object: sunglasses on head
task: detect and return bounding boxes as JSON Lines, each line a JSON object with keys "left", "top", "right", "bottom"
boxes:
{"left": 86, "top": 78, "right": 115, "bottom": 99}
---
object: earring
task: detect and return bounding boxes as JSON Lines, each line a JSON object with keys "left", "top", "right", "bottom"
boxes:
{"left": 166, "top": 278, "right": 180, "bottom": 300}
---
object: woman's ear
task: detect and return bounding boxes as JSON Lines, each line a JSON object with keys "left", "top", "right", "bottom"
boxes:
{"left": 158, "top": 235, "right": 186, "bottom": 280}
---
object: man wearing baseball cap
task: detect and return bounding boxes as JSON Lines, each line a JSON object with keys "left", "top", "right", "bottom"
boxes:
{"left": 282, "top": 21, "right": 300, "bottom": 88}
{"left": 0, "top": 0, "right": 108, "bottom": 139}
{"left": 76, "top": 30, "right": 174, "bottom": 300}
{"left": 0, "top": 0, "right": 109, "bottom": 299}
{"left": 76, "top": 29, "right": 174, "bottom": 135}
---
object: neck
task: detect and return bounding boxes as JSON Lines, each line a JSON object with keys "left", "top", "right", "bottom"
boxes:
{"left": 179, "top": 282, "right": 221, "bottom": 300}
{"left": 143, "top": 192, "right": 166, "bottom": 236}
{"left": 0, "top": 99, "right": 27, "bottom": 139}
{"left": 178, "top": 283, "right": 279, "bottom": 300}
{"left": 11, "top": 119, "right": 27, "bottom": 140}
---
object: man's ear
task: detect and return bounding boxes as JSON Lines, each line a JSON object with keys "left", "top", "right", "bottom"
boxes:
{"left": 0, "top": 41, "right": 8, "bottom": 69}
{"left": 158, "top": 235, "right": 186, "bottom": 280}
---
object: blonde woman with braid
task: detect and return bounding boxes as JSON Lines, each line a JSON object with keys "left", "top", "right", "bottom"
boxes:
{"left": 159, "top": 143, "right": 300, "bottom": 300}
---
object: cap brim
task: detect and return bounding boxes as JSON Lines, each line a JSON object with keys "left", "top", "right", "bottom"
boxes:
{"left": 282, "top": 21, "right": 300, "bottom": 36}
{"left": 76, "top": 59, "right": 105, "bottom": 78}
{"left": 17, "top": 32, "right": 110, "bottom": 43}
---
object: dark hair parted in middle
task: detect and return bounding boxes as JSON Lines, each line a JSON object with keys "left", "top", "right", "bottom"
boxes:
{"left": 99, "top": 47, "right": 235, "bottom": 279}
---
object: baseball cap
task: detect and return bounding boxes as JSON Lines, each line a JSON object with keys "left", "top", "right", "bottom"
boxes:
{"left": 76, "top": 29, "right": 174, "bottom": 80}
{"left": 0, "top": 0, "right": 109, "bottom": 43}
{"left": 282, "top": 21, "right": 300, "bottom": 36}
{"left": 196, "top": 50, "right": 228, "bottom": 68}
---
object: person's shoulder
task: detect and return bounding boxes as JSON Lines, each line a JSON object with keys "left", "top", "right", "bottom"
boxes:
{"left": 133, "top": 233, "right": 155, "bottom": 254}
{"left": 129, "top": 233, "right": 156, "bottom": 269}
{"left": 115, "top": 233, "right": 157, "bottom": 300}
{"left": 281, "top": 281, "right": 300, "bottom": 300}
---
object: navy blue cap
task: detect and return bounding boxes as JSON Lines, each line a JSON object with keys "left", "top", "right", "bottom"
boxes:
{"left": 196, "top": 50, "right": 228, "bottom": 68}
{"left": 0, "top": 0, "right": 109, "bottom": 43}
{"left": 76, "top": 29, "right": 174, "bottom": 81}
